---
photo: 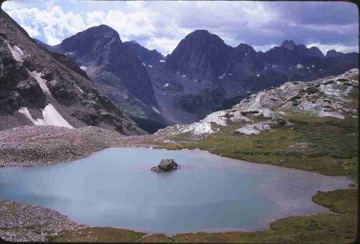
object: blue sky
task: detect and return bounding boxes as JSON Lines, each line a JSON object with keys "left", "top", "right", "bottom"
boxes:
{"left": 3, "top": 0, "right": 359, "bottom": 55}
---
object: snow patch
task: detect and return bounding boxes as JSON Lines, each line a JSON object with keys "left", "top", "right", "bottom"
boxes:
{"left": 65, "top": 52, "right": 75, "bottom": 56}
{"left": 75, "top": 84, "right": 84, "bottom": 93}
{"left": 18, "top": 104, "right": 74, "bottom": 129}
{"left": 160, "top": 60, "right": 165, "bottom": 63}
{"left": 256, "top": 74, "right": 260, "bottom": 77}
{"left": 148, "top": 65, "right": 153, "bottom": 68}
{"left": 80, "top": 66, "right": 87, "bottom": 70}
{"left": 28, "top": 70, "right": 51, "bottom": 95}
{"left": 42, "top": 104, "right": 74, "bottom": 128}
{"left": 296, "top": 64, "right": 303, "bottom": 69}
{"left": 142, "top": 63, "right": 146, "bottom": 66}
{"left": 164, "top": 83, "right": 169, "bottom": 88}
{"left": 7, "top": 42, "right": 24, "bottom": 62}
{"left": 134, "top": 98, "right": 148, "bottom": 107}
{"left": 152, "top": 106, "right": 161, "bottom": 114}
{"left": 182, "top": 74, "right": 186, "bottom": 78}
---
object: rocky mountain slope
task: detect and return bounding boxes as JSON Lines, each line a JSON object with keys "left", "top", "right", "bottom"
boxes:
{"left": 49, "top": 25, "right": 168, "bottom": 133}
{"left": 157, "top": 68, "right": 358, "bottom": 140}
{"left": 152, "top": 68, "right": 358, "bottom": 180}
{"left": 146, "top": 31, "right": 358, "bottom": 125}
{"left": 0, "top": 10, "right": 144, "bottom": 135}
{"left": 38, "top": 25, "right": 358, "bottom": 132}
{"left": 123, "top": 40, "right": 165, "bottom": 66}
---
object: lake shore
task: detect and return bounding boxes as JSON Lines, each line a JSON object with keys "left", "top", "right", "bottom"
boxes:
{"left": 0, "top": 189, "right": 356, "bottom": 243}
{"left": 0, "top": 125, "right": 357, "bottom": 242}
{"left": 0, "top": 125, "right": 161, "bottom": 168}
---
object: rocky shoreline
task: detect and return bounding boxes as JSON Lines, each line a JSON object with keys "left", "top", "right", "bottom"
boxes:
{"left": 0, "top": 125, "right": 356, "bottom": 242}
{"left": 0, "top": 125, "right": 163, "bottom": 168}
{"left": 0, "top": 200, "right": 86, "bottom": 242}
{"left": 0, "top": 125, "right": 163, "bottom": 241}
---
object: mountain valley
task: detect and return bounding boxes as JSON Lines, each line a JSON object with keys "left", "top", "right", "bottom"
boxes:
{"left": 0, "top": 5, "right": 358, "bottom": 244}
{"left": 37, "top": 26, "right": 358, "bottom": 133}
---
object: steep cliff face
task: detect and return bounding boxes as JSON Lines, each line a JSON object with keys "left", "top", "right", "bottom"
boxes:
{"left": 50, "top": 25, "right": 168, "bottom": 133}
{"left": 124, "top": 40, "right": 164, "bottom": 66}
{"left": 0, "top": 10, "right": 144, "bottom": 135}
{"left": 147, "top": 32, "right": 358, "bottom": 124}
{"left": 32, "top": 23, "right": 358, "bottom": 128}
{"left": 52, "top": 25, "right": 158, "bottom": 107}
{"left": 165, "top": 30, "right": 233, "bottom": 81}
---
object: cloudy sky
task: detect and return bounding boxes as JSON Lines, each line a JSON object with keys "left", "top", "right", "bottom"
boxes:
{"left": 2, "top": 0, "right": 359, "bottom": 55}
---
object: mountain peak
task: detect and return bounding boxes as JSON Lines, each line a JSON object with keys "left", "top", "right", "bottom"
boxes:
{"left": 308, "top": 46, "right": 324, "bottom": 58}
{"left": 84, "top": 24, "right": 119, "bottom": 38}
{"left": 188, "top": 29, "right": 211, "bottom": 36}
{"left": 166, "top": 29, "right": 231, "bottom": 77}
{"left": 184, "top": 29, "right": 224, "bottom": 43}
{"left": 54, "top": 24, "right": 121, "bottom": 55}
{"left": 281, "top": 40, "right": 296, "bottom": 50}
{"left": 130, "top": 40, "right": 139, "bottom": 45}
{"left": 326, "top": 49, "right": 343, "bottom": 57}
{"left": 236, "top": 43, "right": 255, "bottom": 52}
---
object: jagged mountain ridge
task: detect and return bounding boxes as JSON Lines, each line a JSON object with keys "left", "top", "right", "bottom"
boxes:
{"left": 0, "top": 10, "right": 144, "bottom": 135}
{"left": 147, "top": 30, "right": 358, "bottom": 124}
{"left": 37, "top": 24, "right": 358, "bottom": 130}
{"left": 50, "top": 25, "right": 169, "bottom": 133}
{"left": 123, "top": 40, "right": 165, "bottom": 66}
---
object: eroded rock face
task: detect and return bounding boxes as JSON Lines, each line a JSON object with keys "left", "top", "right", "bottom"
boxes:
{"left": 0, "top": 10, "right": 144, "bottom": 135}
{"left": 151, "top": 159, "right": 180, "bottom": 172}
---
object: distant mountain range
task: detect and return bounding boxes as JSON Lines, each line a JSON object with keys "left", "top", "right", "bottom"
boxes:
{"left": 0, "top": 10, "right": 144, "bottom": 135}
{"left": 2, "top": 11, "right": 358, "bottom": 133}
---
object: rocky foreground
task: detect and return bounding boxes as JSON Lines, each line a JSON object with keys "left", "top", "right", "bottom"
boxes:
{"left": 0, "top": 69, "right": 357, "bottom": 241}
{"left": 0, "top": 125, "right": 162, "bottom": 241}
{"left": 0, "top": 200, "right": 85, "bottom": 242}
{"left": 0, "top": 125, "right": 160, "bottom": 167}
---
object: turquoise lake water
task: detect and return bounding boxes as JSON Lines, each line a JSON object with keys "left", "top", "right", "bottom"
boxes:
{"left": 0, "top": 148, "right": 351, "bottom": 234}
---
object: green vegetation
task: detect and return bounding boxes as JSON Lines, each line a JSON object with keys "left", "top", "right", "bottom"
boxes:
{"left": 52, "top": 105, "right": 358, "bottom": 243}
{"left": 163, "top": 114, "right": 358, "bottom": 179}
{"left": 51, "top": 189, "right": 357, "bottom": 243}
{"left": 48, "top": 112, "right": 358, "bottom": 243}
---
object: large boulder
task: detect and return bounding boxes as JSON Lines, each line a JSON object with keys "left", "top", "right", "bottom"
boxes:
{"left": 151, "top": 159, "right": 180, "bottom": 173}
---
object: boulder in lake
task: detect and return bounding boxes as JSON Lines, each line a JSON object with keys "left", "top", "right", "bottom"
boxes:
{"left": 151, "top": 159, "right": 180, "bottom": 173}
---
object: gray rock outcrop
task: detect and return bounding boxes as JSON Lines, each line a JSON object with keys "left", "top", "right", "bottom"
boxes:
{"left": 151, "top": 159, "right": 180, "bottom": 172}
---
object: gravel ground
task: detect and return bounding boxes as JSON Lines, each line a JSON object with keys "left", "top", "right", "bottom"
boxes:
{"left": 0, "top": 125, "right": 161, "bottom": 167}
{"left": 0, "top": 200, "right": 87, "bottom": 242}
{"left": 0, "top": 125, "right": 164, "bottom": 241}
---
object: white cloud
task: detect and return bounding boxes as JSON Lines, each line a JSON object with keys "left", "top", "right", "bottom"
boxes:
{"left": 4, "top": 5, "right": 86, "bottom": 45}
{"left": 2, "top": 0, "right": 358, "bottom": 55}
{"left": 252, "top": 44, "right": 278, "bottom": 52}
{"left": 103, "top": 10, "right": 157, "bottom": 40}
{"left": 145, "top": 37, "right": 182, "bottom": 55}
